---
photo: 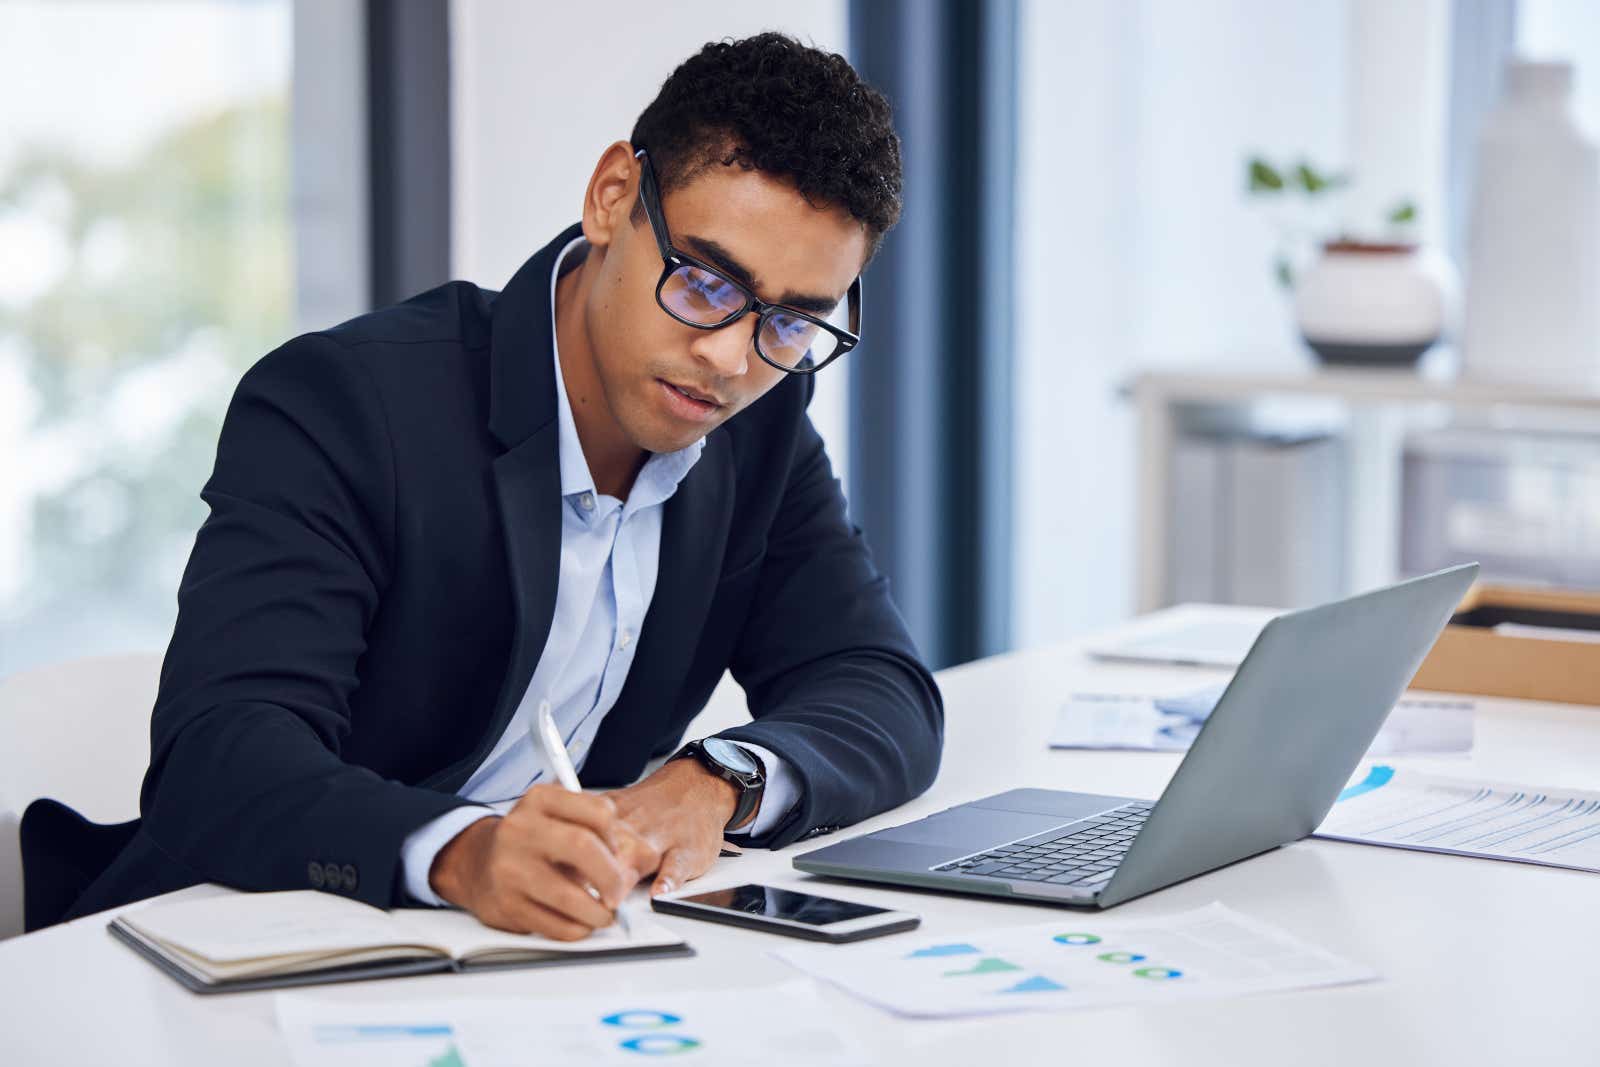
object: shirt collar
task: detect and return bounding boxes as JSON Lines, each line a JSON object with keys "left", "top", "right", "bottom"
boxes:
{"left": 548, "top": 236, "right": 705, "bottom": 510}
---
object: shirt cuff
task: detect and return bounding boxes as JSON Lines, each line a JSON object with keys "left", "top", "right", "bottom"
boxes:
{"left": 723, "top": 742, "right": 800, "bottom": 839}
{"left": 398, "top": 805, "right": 499, "bottom": 906}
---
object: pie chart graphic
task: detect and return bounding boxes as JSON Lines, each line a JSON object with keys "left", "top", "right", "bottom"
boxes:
{"left": 1052, "top": 933, "right": 1102, "bottom": 946}
{"left": 1133, "top": 966, "right": 1183, "bottom": 980}
{"left": 1097, "top": 951, "right": 1147, "bottom": 964}
{"left": 618, "top": 1034, "right": 702, "bottom": 1055}
{"left": 601, "top": 1011, "right": 682, "bottom": 1029}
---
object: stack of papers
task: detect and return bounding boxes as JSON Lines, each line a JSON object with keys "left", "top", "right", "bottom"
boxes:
{"left": 277, "top": 981, "right": 868, "bottom": 1067}
{"left": 1316, "top": 765, "right": 1600, "bottom": 873}
{"left": 773, "top": 903, "right": 1375, "bottom": 1018}
{"left": 1051, "top": 684, "right": 1473, "bottom": 756}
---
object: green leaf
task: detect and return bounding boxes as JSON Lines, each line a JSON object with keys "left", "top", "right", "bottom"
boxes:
{"left": 1294, "top": 163, "right": 1352, "bottom": 196}
{"left": 1388, "top": 200, "right": 1417, "bottom": 224}
{"left": 1247, "top": 158, "right": 1284, "bottom": 192}
{"left": 1274, "top": 255, "right": 1294, "bottom": 290}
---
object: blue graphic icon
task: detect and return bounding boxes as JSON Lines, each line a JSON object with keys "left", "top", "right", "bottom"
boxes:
{"left": 1000, "top": 975, "right": 1067, "bottom": 994}
{"left": 601, "top": 1011, "right": 683, "bottom": 1029}
{"left": 619, "top": 1034, "right": 702, "bottom": 1055}
{"left": 312, "top": 1024, "right": 454, "bottom": 1041}
{"left": 908, "top": 943, "right": 981, "bottom": 958}
{"left": 1337, "top": 764, "right": 1395, "bottom": 802}
{"left": 1052, "top": 933, "right": 1102, "bottom": 946}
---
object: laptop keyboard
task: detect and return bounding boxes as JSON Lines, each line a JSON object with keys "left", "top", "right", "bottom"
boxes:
{"left": 930, "top": 801, "right": 1153, "bottom": 891}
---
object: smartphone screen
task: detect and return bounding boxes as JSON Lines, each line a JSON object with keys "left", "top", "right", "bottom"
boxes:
{"left": 673, "top": 883, "right": 891, "bottom": 926}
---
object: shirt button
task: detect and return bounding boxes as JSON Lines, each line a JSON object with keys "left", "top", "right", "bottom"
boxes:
{"left": 579, "top": 492, "right": 595, "bottom": 511}
{"left": 619, "top": 630, "right": 632, "bottom": 649}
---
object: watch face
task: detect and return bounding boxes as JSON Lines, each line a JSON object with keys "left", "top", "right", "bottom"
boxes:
{"left": 702, "top": 737, "right": 758, "bottom": 776}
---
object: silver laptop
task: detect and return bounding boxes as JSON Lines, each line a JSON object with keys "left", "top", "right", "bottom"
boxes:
{"left": 793, "top": 563, "right": 1479, "bottom": 909}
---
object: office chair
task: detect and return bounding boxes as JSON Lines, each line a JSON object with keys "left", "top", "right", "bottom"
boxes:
{"left": 0, "top": 653, "right": 156, "bottom": 937}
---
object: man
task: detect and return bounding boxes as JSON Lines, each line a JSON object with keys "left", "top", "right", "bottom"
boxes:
{"left": 43, "top": 32, "right": 943, "bottom": 939}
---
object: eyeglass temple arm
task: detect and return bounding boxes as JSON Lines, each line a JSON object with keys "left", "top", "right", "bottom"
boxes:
{"left": 848, "top": 275, "right": 863, "bottom": 341}
{"left": 633, "top": 148, "right": 674, "bottom": 255}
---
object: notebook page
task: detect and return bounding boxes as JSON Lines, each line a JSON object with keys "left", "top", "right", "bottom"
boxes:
{"left": 153, "top": 942, "right": 444, "bottom": 982}
{"left": 390, "top": 902, "right": 680, "bottom": 961}
{"left": 120, "top": 889, "right": 413, "bottom": 962}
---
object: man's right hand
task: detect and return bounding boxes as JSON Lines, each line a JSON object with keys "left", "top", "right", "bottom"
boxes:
{"left": 427, "top": 785, "right": 656, "bottom": 939}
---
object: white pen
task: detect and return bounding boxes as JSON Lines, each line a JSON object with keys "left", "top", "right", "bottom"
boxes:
{"left": 534, "top": 699, "right": 583, "bottom": 791}
{"left": 533, "top": 700, "right": 631, "bottom": 934}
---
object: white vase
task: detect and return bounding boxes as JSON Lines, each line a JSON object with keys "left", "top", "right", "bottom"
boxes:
{"left": 1462, "top": 60, "right": 1600, "bottom": 389}
{"left": 1294, "top": 242, "right": 1456, "bottom": 367}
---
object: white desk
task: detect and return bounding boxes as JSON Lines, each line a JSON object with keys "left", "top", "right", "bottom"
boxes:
{"left": 4, "top": 608, "right": 1598, "bottom": 1065}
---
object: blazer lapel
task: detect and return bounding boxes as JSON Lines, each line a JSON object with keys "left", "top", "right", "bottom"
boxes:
{"left": 581, "top": 429, "right": 736, "bottom": 784}
{"left": 422, "top": 224, "right": 580, "bottom": 792}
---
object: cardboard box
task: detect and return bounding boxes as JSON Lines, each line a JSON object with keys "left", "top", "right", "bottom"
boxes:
{"left": 1411, "top": 584, "right": 1600, "bottom": 706}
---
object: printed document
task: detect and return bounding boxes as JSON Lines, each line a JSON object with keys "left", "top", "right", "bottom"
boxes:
{"left": 773, "top": 903, "right": 1375, "bottom": 1018}
{"left": 277, "top": 981, "right": 866, "bottom": 1067}
{"left": 1051, "top": 685, "right": 1472, "bottom": 757}
{"left": 1316, "top": 765, "right": 1600, "bottom": 872}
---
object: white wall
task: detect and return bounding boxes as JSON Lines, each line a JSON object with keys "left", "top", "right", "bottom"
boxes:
{"left": 1347, "top": 0, "right": 1451, "bottom": 250}
{"left": 1011, "top": 0, "right": 1465, "bottom": 646}
{"left": 292, "top": 0, "right": 368, "bottom": 334}
{"left": 1014, "top": 0, "right": 1459, "bottom": 647}
{"left": 449, "top": 1, "right": 852, "bottom": 473}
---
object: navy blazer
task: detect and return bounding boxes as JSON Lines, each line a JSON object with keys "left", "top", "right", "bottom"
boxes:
{"left": 51, "top": 224, "right": 943, "bottom": 921}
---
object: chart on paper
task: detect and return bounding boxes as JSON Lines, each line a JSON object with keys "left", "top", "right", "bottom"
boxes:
{"left": 275, "top": 1019, "right": 464, "bottom": 1067}
{"left": 1050, "top": 686, "right": 1473, "bottom": 756}
{"left": 276, "top": 982, "right": 868, "bottom": 1067}
{"left": 772, "top": 903, "right": 1375, "bottom": 1018}
{"left": 1316, "top": 765, "right": 1600, "bottom": 872}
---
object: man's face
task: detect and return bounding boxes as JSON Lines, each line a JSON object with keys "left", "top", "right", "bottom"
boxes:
{"left": 583, "top": 158, "right": 869, "bottom": 455}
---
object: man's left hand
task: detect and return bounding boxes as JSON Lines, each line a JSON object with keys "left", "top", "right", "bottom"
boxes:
{"left": 609, "top": 757, "right": 740, "bottom": 896}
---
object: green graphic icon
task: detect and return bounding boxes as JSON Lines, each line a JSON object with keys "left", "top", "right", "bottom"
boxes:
{"left": 1133, "top": 966, "right": 1183, "bottom": 980}
{"left": 1052, "top": 933, "right": 1102, "bottom": 946}
{"left": 1097, "top": 951, "right": 1147, "bottom": 964}
{"left": 428, "top": 1045, "right": 466, "bottom": 1067}
{"left": 943, "top": 956, "right": 1023, "bottom": 977}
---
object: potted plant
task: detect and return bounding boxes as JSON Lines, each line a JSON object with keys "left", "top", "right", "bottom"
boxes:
{"left": 1247, "top": 157, "right": 1455, "bottom": 368}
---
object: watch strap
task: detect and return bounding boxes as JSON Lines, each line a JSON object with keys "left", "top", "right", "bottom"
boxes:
{"left": 672, "top": 740, "right": 764, "bottom": 831}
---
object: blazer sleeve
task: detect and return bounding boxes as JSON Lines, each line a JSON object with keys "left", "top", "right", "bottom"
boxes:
{"left": 716, "top": 405, "right": 945, "bottom": 849}
{"left": 137, "top": 334, "right": 474, "bottom": 908}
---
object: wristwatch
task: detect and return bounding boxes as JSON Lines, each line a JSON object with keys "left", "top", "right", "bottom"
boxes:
{"left": 670, "top": 737, "right": 766, "bottom": 831}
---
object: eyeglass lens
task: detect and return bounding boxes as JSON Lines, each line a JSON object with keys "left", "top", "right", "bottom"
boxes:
{"left": 658, "top": 262, "right": 847, "bottom": 370}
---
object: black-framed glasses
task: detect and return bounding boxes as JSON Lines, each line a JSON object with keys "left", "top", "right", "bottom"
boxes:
{"left": 633, "top": 147, "right": 862, "bottom": 374}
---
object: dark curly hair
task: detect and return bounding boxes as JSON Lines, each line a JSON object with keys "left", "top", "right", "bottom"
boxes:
{"left": 630, "top": 32, "right": 902, "bottom": 247}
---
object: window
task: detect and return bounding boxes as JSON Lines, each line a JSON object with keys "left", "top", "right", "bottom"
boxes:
{"left": 1519, "top": 0, "right": 1600, "bottom": 137}
{"left": 0, "top": 1, "right": 293, "bottom": 675}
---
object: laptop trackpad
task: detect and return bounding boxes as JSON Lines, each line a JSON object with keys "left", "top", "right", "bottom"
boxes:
{"left": 873, "top": 806, "right": 1068, "bottom": 851}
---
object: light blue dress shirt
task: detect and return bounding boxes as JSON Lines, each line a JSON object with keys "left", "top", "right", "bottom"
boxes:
{"left": 399, "top": 238, "right": 797, "bottom": 905}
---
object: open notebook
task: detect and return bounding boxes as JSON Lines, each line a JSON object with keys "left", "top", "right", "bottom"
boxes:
{"left": 108, "top": 888, "right": 692, "bottom": 994}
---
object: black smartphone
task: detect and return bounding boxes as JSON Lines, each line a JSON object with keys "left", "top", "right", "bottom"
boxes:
{"left": 651, "top": 883, "right": 920, "bottom": 943}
